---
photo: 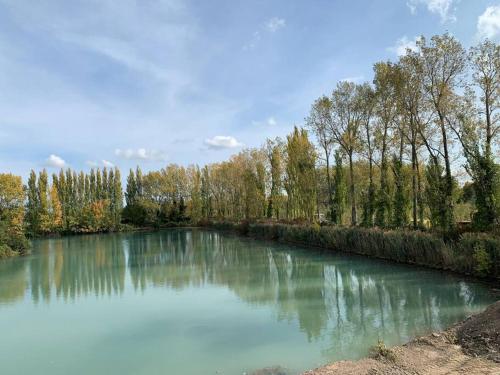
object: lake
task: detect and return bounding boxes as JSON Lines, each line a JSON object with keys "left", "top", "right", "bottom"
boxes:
{"left": 0, "top": 229, "right": 495, "bottom": 375}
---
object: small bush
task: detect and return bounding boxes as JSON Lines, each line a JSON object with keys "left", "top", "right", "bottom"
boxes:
{"left": 369, "top": 339, "right": 396, "bottom": 361}
{"left": 472, "top": 243, "right": 492, "bottom": 276}
{"left": 0, "top": 243, "right": 15, "bottom": 259}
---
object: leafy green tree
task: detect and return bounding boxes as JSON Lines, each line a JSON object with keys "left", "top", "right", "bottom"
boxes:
{"left": 358, "top": 83, "right": 376, "bottom": 226}
{"left": 266, "top": 139, "right": 284, "bottom": 219}
{"left": 125, "top": 169, "right": 136, "bottom": 207}
{"left": 25, "top": 170, "right": 39, "bottom": 236}
{"left": 112, "top": 168, "right": 123, "bottom": 228}
{"left": 201, "top": 166, "right": 212, "bottom": 219}
{"left": 418, "top": 34, "right": 466, "bottom": 232}
{"left": 188, "top": 166, "right": 202, "bottom": 222}
{"left": 285, "top": 127, "right": 317, "bottom": 221}
{"left": 391, "top": 154, "right": 409, "bottom": 228}
{"left": 0, "top": 174, "right": 29, "bottom": 255}
{"left": 397, "top": 51, "right": 426, "bottom": 229}
{"left": 95, "top": 169, "right": 102, "bottom": 201}
{"left": 329, "top": 82, "right": 365, "bottom": 225}
{"left": 49, "top": 176, "right": 63, "bottom": 232}
{"left": 135, "top": 166, "right": 143, "bottom": 199}
{"left": 373, "top": 62, "right": 399, "bottom": 227}
{"left": 425, "top": 160, "right": 450, "bottom": 231}
{"left": 306, "top": 96, "right": 335, "bottom": 220}
{"left": 331, "top": 151, "right": 346, "bottom": 225}
{"left": 37, "top": 170, "right": 51, "bottom": 234}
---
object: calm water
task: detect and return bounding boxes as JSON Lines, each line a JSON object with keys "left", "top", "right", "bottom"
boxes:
{"left": 0, "top": 229, "right": 496, "bottom": 375}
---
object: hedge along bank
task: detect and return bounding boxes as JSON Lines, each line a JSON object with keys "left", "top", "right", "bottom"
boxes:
{"left": 208, "top": 221, "right": 500, "bottom": 280}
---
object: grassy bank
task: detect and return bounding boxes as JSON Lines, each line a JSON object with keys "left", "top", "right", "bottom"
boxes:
{"left": 207, "top": 221, "right": 500, "bottom": 280}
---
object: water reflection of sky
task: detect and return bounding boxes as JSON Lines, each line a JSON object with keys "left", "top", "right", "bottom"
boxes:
{"left": 0, "top": 229, "right": 496, "bottom": 374}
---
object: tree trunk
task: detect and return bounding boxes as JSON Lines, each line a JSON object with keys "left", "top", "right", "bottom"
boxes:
{"left": 349, "top": 151, "right": 357, "bottom": 226}
{"left": 485, "top": 94, "right": 492, "bottom": 158}
{"left": 325, "top": 151, "right": 333, "bottom": 221}
{"left": 439, "top": 114, "right": 454, "bottom": 230}
{"left": 411, "top": 124, "right": 418, "bottom": 229}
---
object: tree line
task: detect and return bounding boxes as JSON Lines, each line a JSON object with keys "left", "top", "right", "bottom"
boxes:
{"left": 0, "top": 33, "right": 498, "bottom": 257}
{"left": 123, "top": 34, "right": 499, "bottom": 233}
{"left": 305, "top": 34, "right": 499, "bottom": 233}
{"left": 24, "top": 167, "right": 123, "bottom": 235}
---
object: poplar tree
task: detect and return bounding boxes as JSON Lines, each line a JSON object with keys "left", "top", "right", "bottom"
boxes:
{"left": 37, "top": 169, "right": 50, "bottom": 233}
{"left": 397, "top": 51, "right": 426, "bottom": 229}
{"left": 266, "top": 139, "right": 283, "bottom": 219}
{"left": 285, "top": 127, "right": 317, "bottom": 221}
{"left": 306, "top": 96, "right": 334, "bottom": 220}
{"left": 102, "top": 168, "right": 109, "bottom": 200}
{"left": 135, "top": 166, "right": 143, "bottom": 199}
{"left": 448, "top": 40, "right": 500, "bottom": 230}
{"left": 391, "top": 154, "right": 408, "bottom": 228}
{"left": 112, "top": 168, "right": 123, "bottom": 227}
{"left": 49, "top": 181, "right": 63, "bottom": 232}
{"left": 373, "top": 62, "right": 398, "bottom": 227}
{"left": 188, "top": 166, "right": 202, "bottom": 222}
{"left": 89, "top": 169, "right": 96, "bottom": 202}
{"left": 96, "top": 169, "right": 102, "bottom": 201}
{"left": 331, "top": 151, "right": 346, "bottom": 225}
{"left": 329, "top": 82, "right": 363, "bottom": 225}
{"left": 125, "top": 169, "right": 136, "bottom": 206}
{"left": 418, "top": 34, "right": 466, "bottom": 232}
{"left": 358, "top": 83, "right": 376, "bottom": 227}
{"left": 25, "top": 170, "right": 39, "bottom": 236}
{"left": 201, "top": 166, "right": 212, "bottom": 219}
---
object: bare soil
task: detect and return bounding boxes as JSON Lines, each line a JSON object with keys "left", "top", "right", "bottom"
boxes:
{"left": 303, "top": 301, "right": 500, "bottom": 375}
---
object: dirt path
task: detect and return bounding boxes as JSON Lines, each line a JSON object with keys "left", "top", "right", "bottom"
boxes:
{"left": 303, "top": 301, "right": 500, "bottom": 375}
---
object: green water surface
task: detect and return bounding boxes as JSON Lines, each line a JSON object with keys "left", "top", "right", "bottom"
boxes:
{"left": 0, "top": 229, "right": 495, "bottom": 374}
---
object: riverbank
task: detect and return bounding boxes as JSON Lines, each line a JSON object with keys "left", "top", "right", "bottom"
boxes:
{"left": 302, "top": 301, "right": 500, "bottom": 375}
{"left": 8, "top": 221, "right": 500, "bottom": 281}
{"left": 206, "top": 221, "right": 500, "bottom": 280}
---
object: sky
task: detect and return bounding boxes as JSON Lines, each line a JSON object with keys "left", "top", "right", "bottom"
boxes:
{"left": 0, "top": 0, "right": 499, "bottom": 179}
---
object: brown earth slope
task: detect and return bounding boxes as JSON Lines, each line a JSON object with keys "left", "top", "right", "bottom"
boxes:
{"left": 303, "top": 301, "right": 500, "bottom": 375}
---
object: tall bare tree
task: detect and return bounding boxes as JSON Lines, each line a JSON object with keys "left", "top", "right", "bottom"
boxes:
{"left": 418, "top": 34, "right": 466, "bottom": 231}
{"left": 306, "top": 96, "right": 335, "bottom": 220}
{"left": 329, "top": 82, "right": 364, "bottom": 225}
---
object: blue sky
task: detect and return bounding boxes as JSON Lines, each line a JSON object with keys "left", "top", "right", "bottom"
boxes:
{"left": 0, "top": 0, "right": 499, "bottom": 178}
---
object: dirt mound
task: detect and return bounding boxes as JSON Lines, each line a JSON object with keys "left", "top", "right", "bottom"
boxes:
{"left": 457, "top": 301, "right": 500, "bottom": 363}
{"left": 248, "top": 366, "right": 292, "bottom": 375}
{"left": 304, "top": 301, "right": 500, "bottom": 375}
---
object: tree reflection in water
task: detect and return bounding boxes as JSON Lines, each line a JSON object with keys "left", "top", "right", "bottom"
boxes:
{"left": 0, "top": 229, "right": 493, "bottom": 359}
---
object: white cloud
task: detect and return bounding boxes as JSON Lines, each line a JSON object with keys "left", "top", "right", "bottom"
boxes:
{"left": 115, "top": 148, "right": 166, "bottom": 161}
{"left": 244, "top": 17, "right": 286, "bottom": 50}
{"left": 407, "top": 0, "right": 457, "bottom": 23}
{"left": 267, "top": 116, "right": 277, "bottom": 126}
{"left": 388, "top": 36, "right": 421, "bottom": 56}
{"left": 86, "top": 159, "right": 114, "bottom": 168}
{"left": 102, "top": 159, "right": 114, "bottom": 168}
{"left": 266, "top": 17, "right": 286, "bottom": 32}
{"left": 204, "top": 136, "right": 244, "bottom": 150}
{"left": 252, "top": 116, "right": 278, "bottom": 127}
{"left": 477, "top": 6, "right": 500, "bottom": 40}
{"left": 45, "top": 154, "right": 66, "bottom": 168}
{"left": 243, "top": 31, "right": 262, "bottom": 51}
{"left": 340, "top": 75, "right": 364, "bottom": 83}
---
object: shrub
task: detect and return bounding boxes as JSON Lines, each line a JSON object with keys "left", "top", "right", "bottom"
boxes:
{"left": 369, "top": 339, "right": 396, "bottom": 361}
{"left": 209, "top": 221, "right": 500, "bottom": 280}
{"left": 472, "top": 244, "right": 492, "bottom": 276}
